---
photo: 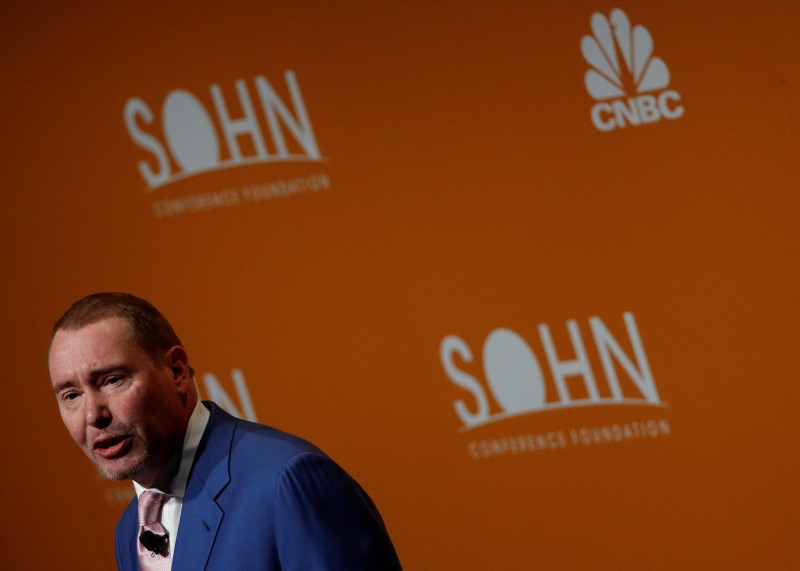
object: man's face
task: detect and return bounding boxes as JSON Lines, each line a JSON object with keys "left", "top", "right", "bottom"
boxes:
{"left": 48, "top": 317, "right": 192, "bottom": 488}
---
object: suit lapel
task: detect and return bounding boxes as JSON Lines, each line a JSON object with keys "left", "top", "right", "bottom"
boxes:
{"left": 116, "top": 499, "right": 139, "bottom": 571}
{"left": 171, "top": 403, "right": 235, "bottom": 570}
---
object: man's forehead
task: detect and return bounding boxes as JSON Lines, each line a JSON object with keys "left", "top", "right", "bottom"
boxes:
{"left": 49, "top": 317, "right": 137, "bottom": 367}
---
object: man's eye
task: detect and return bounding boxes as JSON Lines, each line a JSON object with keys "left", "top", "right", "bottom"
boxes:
{"left": 63, "top": 392, "right": 79, "bottom": 401}
{"left": 107, "top": 376, "right": 123, "bottom": 385}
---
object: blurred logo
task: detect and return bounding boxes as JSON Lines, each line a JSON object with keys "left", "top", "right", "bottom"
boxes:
{"left": 440, "top": 312, "right": 670, "bottom": 455}
{"left": 124, "top": 71, "right": 323, "bottom": 191}
{"left": 581, "top": 9, "right": 684, "bottom": 131}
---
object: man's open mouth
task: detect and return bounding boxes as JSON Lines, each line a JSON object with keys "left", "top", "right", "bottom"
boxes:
{"left": 93, "top": 435, "right": 133, "bottom": 459}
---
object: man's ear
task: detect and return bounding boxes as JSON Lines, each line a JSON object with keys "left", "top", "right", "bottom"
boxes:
{"left": 165, "top": 346, "right": 191, "bottom": 388}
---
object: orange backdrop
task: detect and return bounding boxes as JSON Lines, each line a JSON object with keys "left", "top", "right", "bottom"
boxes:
{"left": 1, "top": 1, "right": 798, "bottom": 569}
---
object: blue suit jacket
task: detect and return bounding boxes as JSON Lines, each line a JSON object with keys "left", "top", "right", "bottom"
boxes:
{"left": 115, "top": 402, "right": 402, "bottom": 570}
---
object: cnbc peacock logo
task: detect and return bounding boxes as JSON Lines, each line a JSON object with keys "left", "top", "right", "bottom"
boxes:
{"left": 581, "top": 8, "right": 684, "bottom": 132}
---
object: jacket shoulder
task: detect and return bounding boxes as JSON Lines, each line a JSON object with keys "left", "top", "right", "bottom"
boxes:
{"left": 205, "top": 400, "right": 327, "bottom": 464}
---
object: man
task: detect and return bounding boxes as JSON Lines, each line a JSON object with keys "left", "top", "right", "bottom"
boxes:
{"left": 48, "top": 292, "right": 402, "bottom": 570}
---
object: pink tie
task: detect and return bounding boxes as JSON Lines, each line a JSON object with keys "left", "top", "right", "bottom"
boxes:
{"left": 137, "top": 491, "right": 173, "bottom": 571}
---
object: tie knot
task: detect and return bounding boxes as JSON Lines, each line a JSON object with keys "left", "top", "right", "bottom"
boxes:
{"left": 138, "top": 491, "right": 170, "bottom": 525}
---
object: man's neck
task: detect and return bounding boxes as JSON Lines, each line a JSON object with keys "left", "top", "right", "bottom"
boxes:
{"left": 133, "top": 399, "right": 211, "bottom": 498}
{"left": 137, "top": 452, "right": 183, "bottom": 493}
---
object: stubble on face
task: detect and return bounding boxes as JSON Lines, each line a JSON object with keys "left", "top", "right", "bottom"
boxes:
{"left": 50, "top": 317, "right": 193, "bottom": 489}
{"left": 94, "top": 444, "right": 150, "bottom": 481}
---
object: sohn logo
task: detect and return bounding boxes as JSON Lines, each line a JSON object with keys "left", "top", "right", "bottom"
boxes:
{"left": 581, "top": 8, "right": 684, "bottom": 132}
{"left": 124, "top": 70, "right": 323, "bottom": 191}
{"left": 440, "top": 312, "right": 670, "bottom": 458}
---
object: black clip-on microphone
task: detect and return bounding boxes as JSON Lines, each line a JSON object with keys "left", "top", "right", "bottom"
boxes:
{"left": 139, "top": 530, "right": 169, "bottom": 556}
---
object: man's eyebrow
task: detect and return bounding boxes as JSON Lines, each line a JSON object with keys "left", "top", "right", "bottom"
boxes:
{"left": 91, "top": 364, "right": 132, "bottom": 377}
{"left": 52, "top": 380, "right": 76, "bottom": 395}
{"left": 51, "top": 365, "right": 133, "bottom": 394}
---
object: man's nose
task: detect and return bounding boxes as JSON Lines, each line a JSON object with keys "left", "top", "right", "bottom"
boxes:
{"left": 85, "top": 393, "right": 112, "bottom": 429}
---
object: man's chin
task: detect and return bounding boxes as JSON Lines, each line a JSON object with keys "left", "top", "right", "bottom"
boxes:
{"left": 94, "top": 452, "right": 149, "bottom": 482}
